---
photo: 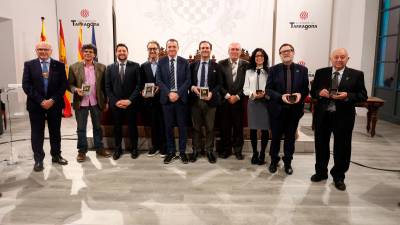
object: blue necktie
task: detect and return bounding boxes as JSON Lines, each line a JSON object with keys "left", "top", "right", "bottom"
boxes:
{"left": 169, "top": 58, "right": 175, "bottom": 90}
{"left": 200, "top": 62, "right": 206, "bottom": 87}
{"left": 42, "top": 61, "right": 49, "bottom": 95}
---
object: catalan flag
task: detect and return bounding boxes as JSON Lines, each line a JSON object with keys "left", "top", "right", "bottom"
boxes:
{"left": 40, "top": 17, "right": 46, "bottom": 41}
{"left": 59, "top": 19, "right": 72, "bottom": 117}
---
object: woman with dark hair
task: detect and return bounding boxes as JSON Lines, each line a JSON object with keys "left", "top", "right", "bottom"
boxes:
{"left": 243, "top": 48, "right": 270, "bottom": 165}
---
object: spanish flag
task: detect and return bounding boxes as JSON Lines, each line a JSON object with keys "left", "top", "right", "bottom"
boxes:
{"left": 40, "top": 17, "right": 46, "bottom": 41}
{"left": 59, "top": 20, "right": 72, "bottom": 117}
{"left": 77, "top": 25, "right": 83, "bottom": 61}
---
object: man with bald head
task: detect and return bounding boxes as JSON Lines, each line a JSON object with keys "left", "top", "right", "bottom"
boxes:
{"left": 22, "top": 42, "right": 68, "bottom": 172}
{"left": 310, "top": 48, "right": 367, "bottom": 191}
{"left": 218, "top": 42, "right": 249, "bottom": 160}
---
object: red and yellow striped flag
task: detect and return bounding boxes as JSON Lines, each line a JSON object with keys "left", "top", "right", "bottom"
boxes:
{"left": 59, "top": 19, "right": 72, "bottom": 117}
{"left": 40, "top": 17, "right": 46, "bottom": 41}
{"left": 77, "top": 25, "right": 83, "bottom": 61}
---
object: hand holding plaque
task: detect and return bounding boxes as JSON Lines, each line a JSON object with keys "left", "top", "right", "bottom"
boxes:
{"left": 329, "top": 88, "right": 338, "bottom": 98}
{"left": 81, "top": 83, "right": 91, "bottom": 96}
{"left": 144, "top": 83, "right": 155, "bottom": 98}
{"left": 199, "top": 87, "right": 209, "bottom": 100}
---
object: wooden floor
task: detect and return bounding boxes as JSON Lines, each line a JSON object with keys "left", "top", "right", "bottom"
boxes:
{"left": 0, "top": 112, "right": 399, "bottom": 225}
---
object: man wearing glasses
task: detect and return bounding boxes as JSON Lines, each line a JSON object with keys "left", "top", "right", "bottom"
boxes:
{"left": 266, "top": 43, "right": 309, "bottom": 175}
{"left": 140, "top": 41, "right": 167, "bottom": 157}
{"left": 68, "top": 44, "right": 111, "bottom": 162}
{"left": 22, "top": 41, "right": 68, "bottom": 172}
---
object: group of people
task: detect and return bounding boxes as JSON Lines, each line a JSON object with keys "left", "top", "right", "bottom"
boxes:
{"left": 22, "top": 39, "right": 367, "bottom": 191}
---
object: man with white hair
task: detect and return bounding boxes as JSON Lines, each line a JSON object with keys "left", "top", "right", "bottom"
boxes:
{"left": 310, "top": 48, "right": 367, "bottom": 191}
{"left": 22, "top": 41, "right": 68, "bottom": 172}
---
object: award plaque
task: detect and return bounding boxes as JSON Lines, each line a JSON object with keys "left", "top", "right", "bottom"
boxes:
{"left": 287, "top": 94, "right": 297, "bottom": 103}
{"left": 200, "top": 87, "right": 209, "bottom": 99}
{"left": 256, "top": 90, "right": 263, "bottom": 95}
{"left": 42, "top": 72, "right": 49, "bottom": 79}
{"left": 329, "top": 88, "right": 338, "bottom": 97}
{"left": 82, "top": 83, "right": 91, "bottom": 96}
{"left": 144, "top": 83, "right": 155, "bottom": 97}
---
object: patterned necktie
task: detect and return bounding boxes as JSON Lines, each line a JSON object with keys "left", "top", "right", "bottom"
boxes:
{"left": 200, "top": 62, "right": 206, "bottom": 87}
{"left": 332, "top": 71, "right": 339, "bottom": 90}
{"left": 119, "top": 63, "right": 125, "bottom": 82}
{"left": 42, "top": 61, "right": 49, "bottom": 95}
{"left": 169, "top": 58, "right": 175, "bottom": 90}
{"left": 256, "top": 69, "right": 261, "bottom": 90}
{"left": 232, "top": 61, "right": 237, "bottom": 82}
{"left": 286, "top": 65, "right": 292, "bottom": 94}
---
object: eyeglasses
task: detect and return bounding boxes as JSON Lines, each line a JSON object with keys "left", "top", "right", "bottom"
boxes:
{"left": 279, "top": 49, "right": 293, "bottom": 54}
{"left": 37, "top": 48, "right": 51, "bottom": 51}
{"left": 147, "top": 48, "right": 158, "bottom": 51}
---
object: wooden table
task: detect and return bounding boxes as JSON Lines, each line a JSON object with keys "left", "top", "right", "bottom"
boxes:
{"left": 356, "top": 96, "right": 385, "bottom": 137}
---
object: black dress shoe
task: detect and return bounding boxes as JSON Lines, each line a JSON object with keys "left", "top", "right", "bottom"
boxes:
{"left": 234, "top": 152, "right": 244, "bottom": 160}
{"left": 251, "top": 153, "right": 259, "bottom": 164}
{"left": 52, "top": 156, "right": 68, "bottom": 165}
{"left": 163, "top": 153, "right": 176, "bottom": 164}
{"left": 189, "top": 151, "right": 198, "bottom": 163}
{"left": 180, "top": 153, "right": 189, "bottom": 164}
{"left": 219, "top": 151, "right": 231, "bottom": 159}
{"left": 131, "top": 149, "right": 139, "bottom": 159}
{"left": 334, "top": 179, "right": 346, "bottom": 191}
{"left": 258, "top": 153, "right": 265, "bottom": 165}
{"left": 207, "top": 152, "right": 216, "bottom": 164}
{"left": 113, "top": 150, "right": 122, "bottom": 160}
{"left": 268, "top": 162, "right": 278, "bottom": 173}
{"left": 33, "top": 161, "right": 44, "bottom": 172}
{"left": 284, "top": 165, "right": 293, "bottom": 175}
{"left": 310, "top": 174, "right": 328, "bottom": 182}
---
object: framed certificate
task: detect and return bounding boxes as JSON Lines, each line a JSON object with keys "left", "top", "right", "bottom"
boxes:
{"left": 329, "top": 88, "right": 338, "bottom": 97}
{"left": 144, "top": 83, "right": 155, "bottom": 97}
{"left": 287, "top": 94, "right": 297, "bottom": 103}
{"left": 200, "top": 87, "right": 209, "bottom": 99}
{"left": 81, "top": 83, "right": 91, "bottom": 96}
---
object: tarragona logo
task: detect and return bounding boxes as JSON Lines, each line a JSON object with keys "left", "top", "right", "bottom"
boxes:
{"left": 80, "top": 9, "right": 89, "bottom": 18}
{"left": 299, "top": 11, "right": 308, "bottom": 20}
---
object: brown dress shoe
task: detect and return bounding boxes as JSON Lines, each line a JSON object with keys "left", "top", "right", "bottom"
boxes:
{"left": 77, "top": 152, "right": 86, "bottom": 162}
{"left": 96, "top": 149, "right": 112, "bottom": 158}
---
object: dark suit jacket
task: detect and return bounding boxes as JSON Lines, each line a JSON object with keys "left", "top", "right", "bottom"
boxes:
{"left": 105, "top": 60, "right": 141, "bottom": 109}
{"left": 155, "top": 56, "right": 191, "bottom": 104}
{"left": 218, "top": 58, "right": 249, "bottom": 100}
{"left": 310, "top": 66, "right": 367, "bottom": 115}
{"left": 189, "top": 60, "right": 222, "bottom": 107}
{"left": 22, "top": 58, "right": 67, "bottom": 112}
{"left": 266, "top": 63, "right": 309, "bottom": 119}
{"left": 68, "top": 61, "right": 107, "bottom": 110}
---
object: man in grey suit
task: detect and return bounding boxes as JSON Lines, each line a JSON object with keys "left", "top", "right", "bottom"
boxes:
{"left": 218, "top": 42, "right": 249, "bottom": 160}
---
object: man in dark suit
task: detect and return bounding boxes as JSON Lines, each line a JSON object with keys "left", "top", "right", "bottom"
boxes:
{"left": 189, "top": 41, "right": 222, "bottom": 164}
{"left": 22, "top": 41, "right": 68, "bottom": 172}
{"left": 266, "top": 43, "right": 309, "bottom": 175}
{"left": 140, "top": 40, "right": 167, "bottom": 157}
{"left": 310, "top": 48, "right": 367, "bottom": 191}
{"left": 105, "top": 43, "right": 141, "bottom": 160}
{"left": 68, "top": 44, "right": 112, "bottom": 162}
{"left": 156, "top": 39, "right": 191, "bottom": 164}
{"left": 218, "top": 42, "right": 249, "bottom": 160}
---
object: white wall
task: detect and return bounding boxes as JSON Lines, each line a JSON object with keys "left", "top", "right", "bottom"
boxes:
{"left": 331, "top": 0, "right": 379, "bottom": 94}
{"left": 0, "top": 0, "right": 59, "bottom": 86}
{"left": 0, "top": 0, "right": 379, "bottom": 95}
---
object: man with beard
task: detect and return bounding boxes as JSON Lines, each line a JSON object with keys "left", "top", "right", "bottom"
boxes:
{"left": 105, "top": 43, "right": 141, "bottom": 160}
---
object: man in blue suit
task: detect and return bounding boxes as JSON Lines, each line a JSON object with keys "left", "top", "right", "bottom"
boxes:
{"left": 266, "top": 43, "right": 309, "bottom": 175}
{"left": 22, "top": 41, "right": 68, "bottom": 172}
{"left": 156, "top": 39, "right": 191, "bottom": 164}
